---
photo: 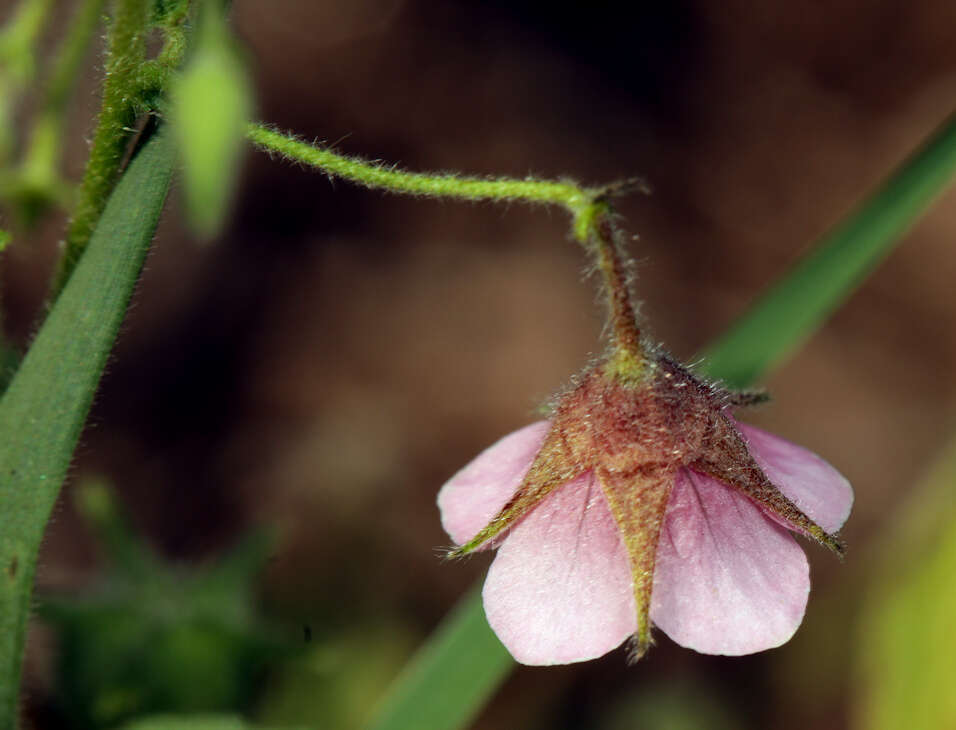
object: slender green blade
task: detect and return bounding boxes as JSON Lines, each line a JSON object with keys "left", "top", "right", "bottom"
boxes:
{"left": 0, "top": 128, "right": 174, "bottom": 728}
{"left": 120, "top": 714, "right": 306, "bottom": 730}
{"left": 702, "top": 113, "right": 956, "bottom": 386}
{"left": 366, "top": 586, "right": 512, "bottom": 730}
{"left": 121, "top": 717, "right": 254, "bottom": 730}
{"left": 369, "top": 113, "right": 956, "bottom": 730}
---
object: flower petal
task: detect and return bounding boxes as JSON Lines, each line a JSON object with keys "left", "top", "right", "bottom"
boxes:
{"left": 736, "top": 422, "right": 853, "bottom": 533}
{"left": 650, "top": 468, "right": 810, "bottom": 655}
{"left": 437, "top": 421, "right": 549, "bottom": 547}
{"left": 482, "top": 472, "right": 635, "bottom": 665}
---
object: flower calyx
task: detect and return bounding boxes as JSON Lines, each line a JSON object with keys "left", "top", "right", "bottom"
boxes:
{"left": 449, "top": 347, "right": 844, "bottom": 659}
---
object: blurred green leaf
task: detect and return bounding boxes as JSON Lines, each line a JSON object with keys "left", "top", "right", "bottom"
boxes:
{"left": 0, "top": 0, "right": 52, "bottom": 86}
{"left": 0, "top": 127, "right": 174, "bottom": 727}
{"left": 0, "top": 0, "right": 54, "bottom": 164}
{"left": 0, "top": 0, "right": 105, "bottom": 227}
{"left": 41, "top": 483, "right": 291, "bottom": 730}
{"left": 170, "top": 0, "right": 252, "bottom": 238}
{"left": 855, "top": 442, "right": 956, "bottom": 730}
{"left": 701, "top": 113, "right": 956, "bottom": 386}
{"left": 369, "top": 113, "right": 956, "bottom": 730}
{"left": 121, "top": 714, "right": 305, "bottom": 730}
{"left": 122, "top": 717, "right": 249, "bottom": 730}
{"left": 258, "top": 624, "right": 416, "bottom": 730}
{"left": 74, "top": 480, "right": 161, "bottom": 580}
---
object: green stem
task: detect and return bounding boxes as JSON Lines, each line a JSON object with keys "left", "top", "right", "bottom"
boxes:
{"left": 591, "top": 209, "right": 645, "bottom": 369}
{"left": 245, "top": 123, "right": 591, "bottom": 213}
{"left": 137, "top": 0, "right": 191, "bottom": 108}
{"left": 54, "top": 0, "right": 152, "bottom": 295}
{"left": 155, "top": 1, "right": 190, "bottom": 69}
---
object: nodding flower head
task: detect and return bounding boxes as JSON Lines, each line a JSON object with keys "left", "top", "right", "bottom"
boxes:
{"left": 438, "top": 349, "right": 852, "bottom": 665}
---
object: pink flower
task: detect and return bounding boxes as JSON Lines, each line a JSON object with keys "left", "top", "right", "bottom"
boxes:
{"left": 437, "top": 356, "right": 852, "bottom": 665}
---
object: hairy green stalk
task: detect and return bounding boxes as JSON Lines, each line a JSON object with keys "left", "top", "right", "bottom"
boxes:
{"left": 54, "top": 0, "right": 152, "bottom": 294}
{"left": 137, "top": 0, "right": 191, "bottom": 109}
{"left": 155, "top": 0, "right": 191, "bottom": 67}
{"left": 245, "top": 123, "right": 593, "bottom": 220}
{"left": 53, "top": 0, "right": 194, "bottom": 294}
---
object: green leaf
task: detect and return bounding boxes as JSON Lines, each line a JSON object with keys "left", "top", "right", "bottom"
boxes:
{"left": 701, "top": 113, "right": 956, "bottom": 386}
{"left": 368, "top": 113, "right": 956, "bottom": 730}
{"left": 0, "top": 126, "right": 174, "bottom": 728}
{"left": 38, "top": 482, "right": 288, "bottom": 729}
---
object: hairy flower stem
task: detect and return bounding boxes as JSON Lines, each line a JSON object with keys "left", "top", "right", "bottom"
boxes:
{"left": 52, "top": 0, "right": 192, "bottom": 296}
{"left": 246, "top": 123, "right": 590, "bottom": 208}
{"left": 591, "top": 211, "right": 645, "bottom": 374}
{"left": 246, "top": 124, "right": 647, "bottom": 361}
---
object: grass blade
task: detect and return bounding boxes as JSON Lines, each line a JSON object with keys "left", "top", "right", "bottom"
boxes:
{"left": 0, "top": 127, "right": 174, "bottom": 728}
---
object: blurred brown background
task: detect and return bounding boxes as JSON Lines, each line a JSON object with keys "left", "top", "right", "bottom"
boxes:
{"left": 7, "top": 0, "right": 956, "bottom": 727}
